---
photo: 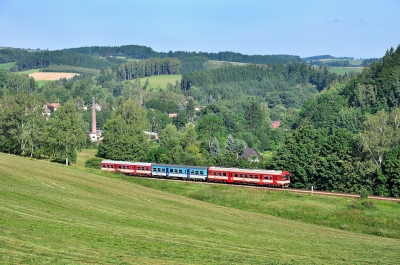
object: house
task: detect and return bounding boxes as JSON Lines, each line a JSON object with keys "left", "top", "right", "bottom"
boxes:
{"left": 272, "top": 120, "right": 280, "bottom": 129}
{"left": 89, "top": 130, "right": 103, "bottom": 142}
{"left": 94, "top": 103, "right": 102, "bottom": 111}
{"left": 168, "top": 113, "right": 177, "bottom": 118}
{"left": 47, "top": 103, "right": 60, "bottom": 111}
{"left": 240, "top": 148, "right": 261, "bottom": 162}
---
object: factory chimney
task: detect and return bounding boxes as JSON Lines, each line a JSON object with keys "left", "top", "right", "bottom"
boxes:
{"left": 91, "top": 97, "right": 96, "bottom": 134}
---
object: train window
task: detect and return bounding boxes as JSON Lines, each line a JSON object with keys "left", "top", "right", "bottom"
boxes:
{"left": 255, "top": 175, "right": 258, "bottom": 179}
{"left": 239, "top": 174, "right": 243, "bottom": 178}
{"left": 195, "top": 171, "right": 198, "bottom": 175}
{"left": 223, "top": 173, "right": 226, "bottom": 176}
{"left": 179, "top": 169, "right": 182, "bottom": 173}
{"left": 250, "top": 174, "right": 253, "bottom": 178}
{"left": 234, "top": 174, "right": 238, "bottom": 177}
{"left": 191, "top": 170, "right": 194, "bottom": 174}
{"left": 213, "top": 172, "right": 216, "bottom": 176}
{"left": 162, "top": 168, "right": 165, "bottom": 172}
{"left": 217, "top": 172, "right": 221, "bottom": 176}
{"left": 245, "top": 174, "right": 248, "bottom": 178}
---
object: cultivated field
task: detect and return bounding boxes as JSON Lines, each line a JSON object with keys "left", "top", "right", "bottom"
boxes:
{"left": 28, "top": 72, "right": 79, "bottom": 80}
{"left": 1, "top": 153, "right": 400, "bottom": 264}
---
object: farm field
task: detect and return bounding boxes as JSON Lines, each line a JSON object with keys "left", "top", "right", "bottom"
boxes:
{"left": 1, "top": 153, "right": 400, "bottom": 264}
{"left": 139, "top": 74, "right": 181, "bottom": 90}
{"left": 28, "top": 72, "right": 79, "bottom": 80}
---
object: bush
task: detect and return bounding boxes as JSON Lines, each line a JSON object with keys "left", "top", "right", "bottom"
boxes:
{"left": 359, "top": 187, "right": 369, "bottom": 199}
{"left": 85, "top": 157, "right": 103, "bottom": 169}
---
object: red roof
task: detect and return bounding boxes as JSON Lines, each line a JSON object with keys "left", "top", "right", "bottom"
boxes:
{"left": 272, "top": 121, "right": 280, "bottom": 129}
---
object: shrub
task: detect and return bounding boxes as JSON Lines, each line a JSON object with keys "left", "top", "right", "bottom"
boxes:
{"left": 85, "top": 157, "right": 103, "bottom": 169}
{"left": 359, "top": 187, "right": 369, "bottom": 199}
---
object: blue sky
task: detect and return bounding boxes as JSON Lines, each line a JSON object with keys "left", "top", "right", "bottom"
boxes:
{"left": 1, "top": 0, "right": 399, "bottom": 58}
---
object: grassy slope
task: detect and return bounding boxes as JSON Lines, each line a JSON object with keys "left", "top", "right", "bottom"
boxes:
{"left": 1, "top": 154, "right": 400, "bottom": 264}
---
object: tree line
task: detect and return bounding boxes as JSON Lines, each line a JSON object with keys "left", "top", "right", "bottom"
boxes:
{"left": 284, "top": 45, "right": 400, "bottom": 196}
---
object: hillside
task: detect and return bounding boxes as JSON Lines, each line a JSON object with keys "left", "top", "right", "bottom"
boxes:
{"left": 1, "top": 153, "right": 400, "bottom": 264}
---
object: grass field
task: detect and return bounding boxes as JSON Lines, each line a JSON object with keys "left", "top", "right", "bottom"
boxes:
{"left": 209, "top": 60, "right": 249, "bottom": 66}
{"left": 328, "top": 67, "right": 364, "bottom": 74}
{"left": 127, "top": 177, "right": 400, "bottom": 239}
{"left": 1, "top": 153, "right": 400, "bottom": 264}
{"left": 21, "top": 69, "right": 40, "bottom": 75}
{"left": 0, "top": 62, "right": 15, "bottom": 70}
{"left": 138, "top": 74, "right": 182, "bottom": 90}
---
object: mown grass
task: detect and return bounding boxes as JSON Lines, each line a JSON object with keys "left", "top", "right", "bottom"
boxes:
{"left": 124, "top": 177, "right": 400, "bottom": 239}
{"left": 138, "top": 74, "right": 182, "bottom": 90}
{"left": 1, "top": 153, "right": 400, "bottom": 264}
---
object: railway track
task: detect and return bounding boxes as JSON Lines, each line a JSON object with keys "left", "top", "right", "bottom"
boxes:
{"left": 130, "top": 175, "right": 400, "bottom": 202}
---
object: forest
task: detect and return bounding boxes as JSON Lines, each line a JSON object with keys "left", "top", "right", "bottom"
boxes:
{"left": 0, "top": 44, "right": 399, "bottom": 197}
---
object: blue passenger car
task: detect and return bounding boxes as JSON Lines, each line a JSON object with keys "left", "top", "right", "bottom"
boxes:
{"left": 151, "top": 164, "right": 208, "bottom": 181}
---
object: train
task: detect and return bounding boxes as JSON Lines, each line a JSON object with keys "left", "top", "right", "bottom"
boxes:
{"left": 100, "top": 160, "right": 291, "bottom": 187}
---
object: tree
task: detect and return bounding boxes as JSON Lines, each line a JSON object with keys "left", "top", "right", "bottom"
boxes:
{"left": 97, "top": 116, "right": 149, "bottom": 161}
{"left": 45, "top": 103, "right": 87, "bottom": 165}
{"left": 195, "top": 114, "right": 224, "bottom": 143}
{"left": 210, "top": 137, "right": 220, "bottom": 156}
{"left": 114, "top": 99, "right": 150, "bottom": 131}
{"left": 272, "top": 125, "right": 326, "bottom": 189}
{"left": 382, "top": 145, "right": 400, "bottom": 197}
{"left": 358, "top": 109, "right": 400, "bottom": 165}
{"left": 244, "top": 101, "right": 263, "bottom": 130}
{"left": 186, "top": 98, "right": 195, "bottom": 118}
{"left": 225, "top": 134, "right": 235, "bottom": 153}
{"left": 0, "top": 94, "right": 46, "bottom": 156}
{"left": 233, "top": 139, "right": 246, "bottom": 159}
{"left": 172, "top": 111, "right": 188, "bottom": 130}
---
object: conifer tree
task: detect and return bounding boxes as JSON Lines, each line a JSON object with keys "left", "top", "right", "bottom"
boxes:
{"left": 210, "top": 137, "right": 220, "bottom": 156}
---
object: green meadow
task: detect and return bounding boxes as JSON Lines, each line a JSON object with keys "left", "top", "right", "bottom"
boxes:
{"left": 1, "top": 152, "right": 400, "bottom": 264}
{"left": 328, "top": 67, "right": 364, "bottom": 74}
{"left": 139, "top": 74, "right": 182, "bottom": 90}
{"left": 0, "top": 62, "right": 16, "bottom": 70}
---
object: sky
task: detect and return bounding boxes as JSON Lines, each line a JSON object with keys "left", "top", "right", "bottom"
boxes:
{"left": 1, "top": 0, "right": 399, "bottom": 59}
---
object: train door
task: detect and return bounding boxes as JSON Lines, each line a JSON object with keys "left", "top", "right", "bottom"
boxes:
{"left": 227, "top": 172, "right": 234, "bottom": 183}
{"left": 187, "top": 169, "right": 190, "bottom": 179}
{"left": 273, "top": 175, "right": 277, "bottom": 186}
{"left": 166, "top": 167, "right": 169, "bottom": 178}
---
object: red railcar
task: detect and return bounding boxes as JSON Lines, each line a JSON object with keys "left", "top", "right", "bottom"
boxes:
{"left": 100, "top": 160, "right": 152, "bottom": 176}
{"left": 208, "top": 167, "right": 290, "bottom": 187}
